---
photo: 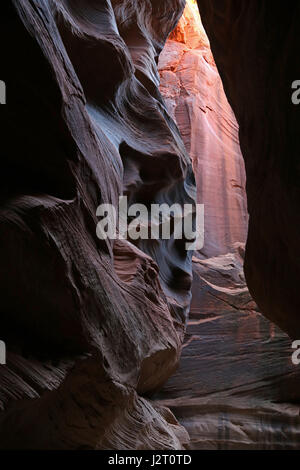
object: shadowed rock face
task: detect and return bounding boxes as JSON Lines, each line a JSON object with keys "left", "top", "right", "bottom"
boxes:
{"left": 197, "top": 0, "right": 300, "bottom": 338}
{"left": 0, "top": 0, "right": 195, "bottom": 449}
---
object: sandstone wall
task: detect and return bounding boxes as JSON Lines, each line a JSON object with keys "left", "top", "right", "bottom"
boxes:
{"left": 159, "top": 1, "right": 248, "bottom": 258}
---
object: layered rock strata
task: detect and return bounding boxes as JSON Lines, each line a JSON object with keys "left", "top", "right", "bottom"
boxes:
{"left": 156, "top": 1, "right": 300, "bottom": 449}
{"left": 159, "top": 0, "right": 248, "bottom": 258}
{"left": 0, "top": 0, "right": 195, "bottom": 449}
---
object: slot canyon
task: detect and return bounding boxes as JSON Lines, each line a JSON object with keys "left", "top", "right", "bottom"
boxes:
{"left": 0, "top": 0, "right": 299, "bottom": 450}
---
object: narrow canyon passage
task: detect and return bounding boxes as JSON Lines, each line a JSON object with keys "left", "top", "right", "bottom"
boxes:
{"left": 154, "top": 1, "right": 300, "bottom": 450}
{"left": 1, "top": 0, "right": 300, "bottom": 451}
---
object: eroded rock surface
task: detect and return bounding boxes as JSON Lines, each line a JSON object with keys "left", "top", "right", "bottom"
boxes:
{"left": 0, "top": 0, "right": 195, "bottom": 449}
{"left": 1, "top": 0, "right": 299, "bottom": 451}
{"left": 156, "top": 244, "right": 300, "bottom": 449}
{"left": 156, "top": 1, "right": 300, "bottom": 449}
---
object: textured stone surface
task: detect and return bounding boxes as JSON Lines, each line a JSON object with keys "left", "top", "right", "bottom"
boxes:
{"left": 159, "top": 0, "right": 248, "bottom": 258}
{"left": 156, "top": 244, "right": 300, "bottom": 449}
{"left": 155, "top": 1, "right": 300, "bottom": 449}
{"left": 0, "top": 0, "right": 194, "bottom": 449}
{"left": 197, "top": 0, "right": 300, "bottom": 338}
{"left": 1, "top": 0, "right": 300, "bottom": 451}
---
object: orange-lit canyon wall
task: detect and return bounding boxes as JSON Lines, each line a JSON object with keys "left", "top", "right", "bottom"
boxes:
{"left": 159, "top": 0, "right": 248, "bottom": 258}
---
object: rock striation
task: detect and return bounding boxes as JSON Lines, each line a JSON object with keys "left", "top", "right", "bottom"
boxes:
{"left": 0, "top": 0, "right": 195, "bottom": 449}
{"left": 1, "top": 0, "right": 300, "bottom": 451}
{"left": 159, "top": 0, "right": 248, "bottom": 259}
{"left": 156, "top": 1, "right": 300, "bottom": 449}
{"left": 156, "top": 243, "right": 300, "bottom": 449}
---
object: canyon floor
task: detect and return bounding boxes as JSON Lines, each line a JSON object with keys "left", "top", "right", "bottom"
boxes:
{"left": 154, "top": 244, "right": 300, "bottom": 449}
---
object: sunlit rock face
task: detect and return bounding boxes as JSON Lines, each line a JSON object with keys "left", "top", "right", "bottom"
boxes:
{"left": 159, "top": 0, "right": 248, "bottom": 258}
{"left": 197, "top": 0, "right": 300, "bottom": 338}
{"left": 156, "top": 1, "right": 300, "bottom": 449}
{"left": 0, "top": 0, "right": 194, "bottom": 449}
